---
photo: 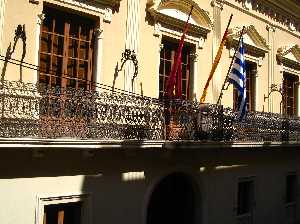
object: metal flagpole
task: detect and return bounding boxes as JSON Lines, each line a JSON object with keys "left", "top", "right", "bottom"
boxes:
{"left": 217, "top": 26, "right": 246, "bottom": 105}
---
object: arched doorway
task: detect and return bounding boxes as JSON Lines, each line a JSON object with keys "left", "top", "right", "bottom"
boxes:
{"left": 147, "top": 173, "right": 196, "bottom": 224}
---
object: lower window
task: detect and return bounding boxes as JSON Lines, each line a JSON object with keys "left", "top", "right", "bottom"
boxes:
{"left": 44, "top": 202, "right": 82, "bottom": 224}
{"left": 37, "top": 194, "right": 89, "bottom": 224}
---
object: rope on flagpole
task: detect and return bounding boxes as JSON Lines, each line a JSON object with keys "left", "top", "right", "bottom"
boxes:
{"left": 217, "top": 26, "right": 246, "bottom": 105}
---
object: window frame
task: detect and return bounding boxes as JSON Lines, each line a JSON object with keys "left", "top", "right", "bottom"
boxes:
{"left": 233, "top": 60, "right": 257, "bottom": 112}
{"left": 159, "top": 37, "right": 194, "bottom": 100}
{"left": 282, "top": 72, "right": 299, "bottom": 116}
{"left": 285, "top": 173, "right": 298, "bottom": 204}
{"left": 38, "top": 5, "right": 96, "bottom": 90}
{"left": 236, "top": 176, "right": 255, "bottom": 224}
{"left": 35, "top": 193, "right": 91, "bottom": 224}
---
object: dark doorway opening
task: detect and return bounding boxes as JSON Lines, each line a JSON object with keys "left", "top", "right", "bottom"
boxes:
{"left": 147, "top": 173, "right": 196, "bottom": 224}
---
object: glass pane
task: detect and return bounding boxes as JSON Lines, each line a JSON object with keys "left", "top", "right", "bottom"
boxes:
{"left": 165, "top": 61, "right": 171, "bottom": 75}
{"left": 41, "top": 16, "right": 52, "bottom": 32}
{"left": 39, "top": 54, "right": 51, "bottom": 74}
{"left": 52, "top": 56, "right": 63, "bottom": 76}
{"left": 79, "top": 41, "right": 89, "bottom": 60}
{"left": 70, "top": 23, "right": 79, "bottom": 38}
{"left": 52, "top": 35, "right": 64, "bottom": 56}
{"left": 68, "top": 39, "right": 78, "bottom": 58}
{"left": 80, "top": 26, "right": 90, "bottom": 41}
{"left": 159, "top": 76, "right": 164, "bottom": 92}
{"left": 159, "top": 60, "right": 164, "bottom": 75}
{"left": 40, "top": 33, "right": 52, "bottom": 53}
{"left": 165, "top": 48, "right": 171, "bottom": 60}
{"left": 182, "top": 65, "right": 186, "bottom": 79}
{"left": 67, "top": 59, "right": 77, "bottom": 78}
{"left": 78, "top": 81, "right": 87, "bottom": 89}
{"left": 54, "top": 20, "right": 65, "bottom": 35}
{"left": 78, "top": 61, "right": 88, "bottom": 79}
{"left": 182, "top": 80, "right": 186, "bottom": 95}
{"left": 67, "top": 78, "right": 76, "bottom": 88}
{"left": 182, "top": 53, "right": 188, "bottom": 64}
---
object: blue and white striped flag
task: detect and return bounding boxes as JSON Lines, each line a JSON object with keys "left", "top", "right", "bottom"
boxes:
{"left": 228, "top": 38, "right": 247, "bottom": 121}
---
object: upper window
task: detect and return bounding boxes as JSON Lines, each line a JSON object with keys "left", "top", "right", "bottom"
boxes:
{"left": 43, "top": 202, "right": 82, "bottom": 224}
{"left": 283, "top": 73, "right": 299, "bottom": 116}
{"left": 159, "top": 37, "right": 193, "bottom": 100}
{"left": 39, "top": 6, "right": 96, "bottom": 90}
{"left": 233, "top": 60, "right": 256, "bottom": 111}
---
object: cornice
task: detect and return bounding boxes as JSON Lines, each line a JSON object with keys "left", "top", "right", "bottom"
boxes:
{"left": 147, "top": 0, "right": 213, "bottom": 37}
{"left": 277, "top": 44, "right": 300, "bottom": 70}
{"left": 223, "top": 0, "right": 300, "bottom": 35}
{"left": 155, "top": 12, "right": 211, "bottom": 37}
{"left": 227, "top": 25, "right": 269, "bottom": 56}
{"left": 265, "top": 0, "right": 300, "bottom": 20}
{"left": 92, "top": 0, "right": 122, "bottom": 7}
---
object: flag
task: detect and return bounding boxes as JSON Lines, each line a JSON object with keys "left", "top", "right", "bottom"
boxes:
{"left": 166, "top": 6, "right": 193, "bottom": 98}
{"left": 200, "top": 14, "right": 233, "bottom": 103}
{"left": 228, "top": 38, "right": 247, "bottom": 121}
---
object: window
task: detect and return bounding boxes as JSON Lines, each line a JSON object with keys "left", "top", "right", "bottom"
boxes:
{"left": 159, "top": 37, "right": 193, "bottom": 100}
{"left": 44, "top": 202, "right": 82, "bottom": 224}
{"left": 286, "top": 174, "right": 297, "bottom": 204}
{"left": 39, "top": 6, "right": 96, "bottom": 90}
{"left": 283, "top": 73, "right": 299, "bottom": 116}
{"left": 233, "top": 60, "right": 256, "bottom": 111}
{"left": 237, "top": 179, "right": 254, "bottom": 215}
{"left": 36, "top": 194, "right": 89, "bottom": 224}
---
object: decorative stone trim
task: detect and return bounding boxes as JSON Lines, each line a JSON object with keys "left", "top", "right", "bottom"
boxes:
{"left": 95, "top": 28, "right": 104, "bottom": 40}
{"left": 242, "top": 0, "right": 252, "bottom": 10}
{"left": 148, "top": 0, "right": 213, "bottom": 38}
{"left": 266, "top": 24, "right": 276, "bottom": 32}
{"left": 190, "top": 53, "right": 198, "bottom": 62}
{"left": 29, "top": 0, "right": 40, "bottom": 4}
{"left": 227, "top": 25, "right": 269, "bottom": 57}
{"left": 277, "top": 45, "right": 300, "bottom": 70}
{"left": 94, "top": 0, "right": 121, "bottom": 7}
{"left": 37, "top": 13, "right": 45, "bottom": 25}
{"left": 211, "top": 0, "right": 224, "bottom": 10}
{"left": 103, "top": 7, "right": 113, "bottom": 23}
{"left": 46, "top": 0, "right": 122, "bottom": 22}
{"left": 36, "top": 193, "right": 91, "bottom": 224}
{"left": 233, "top": 0, "right": 300, "bottom": 33}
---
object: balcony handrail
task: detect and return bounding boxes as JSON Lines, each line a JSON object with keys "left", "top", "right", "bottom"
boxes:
{"left": 0, "top": 79, "right": 300, "bottom": 143}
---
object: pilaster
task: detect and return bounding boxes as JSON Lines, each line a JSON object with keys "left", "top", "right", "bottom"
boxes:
{"left": 211, "top": 0, "right": 224, "bottom": 103}
{"left": 0, "top": 0, "right": 7, "bottom": 55}
{"left": 33, "top": 12, "right": 45, "bottom": 84}
{"left": 124, "top": 0, "right": 140, "bottom": 92}
{"left": 94, "top": 27, "right": 104, "bottom": 86}
{"left": 266, "top": 24, "right": 276, "bottom": 112}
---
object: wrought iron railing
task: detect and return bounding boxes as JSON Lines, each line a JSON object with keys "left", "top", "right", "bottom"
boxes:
{"left": 1, "top": 79, "right": 300, "bottom": 143}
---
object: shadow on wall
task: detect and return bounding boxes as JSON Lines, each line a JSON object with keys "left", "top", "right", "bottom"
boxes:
{"left": 1, "top": 24, "right": 26, "bottom": 82}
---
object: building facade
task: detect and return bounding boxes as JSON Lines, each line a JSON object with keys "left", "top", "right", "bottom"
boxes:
{"left": 0, "top": 0, "right": 299, "bottom": 224}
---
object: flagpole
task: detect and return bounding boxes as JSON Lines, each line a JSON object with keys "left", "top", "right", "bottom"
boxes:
{"left": 217, "top": 26, "right": 246, "bottom": 105}
{"left": 199, "top": 14, "right": 233, "bottom": 104}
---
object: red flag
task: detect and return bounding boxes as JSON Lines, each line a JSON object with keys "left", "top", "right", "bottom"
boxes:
{"left": 166, "top": 6, "right": 194, "bottom": 99}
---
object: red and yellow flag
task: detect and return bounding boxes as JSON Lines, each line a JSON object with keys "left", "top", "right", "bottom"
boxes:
{"left": 200, "top": 14, "right": 233, "bottom": 103}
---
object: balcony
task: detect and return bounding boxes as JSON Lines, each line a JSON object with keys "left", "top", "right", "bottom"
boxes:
{"left": 0, "top": 79, "right": 300, "bottom": 143}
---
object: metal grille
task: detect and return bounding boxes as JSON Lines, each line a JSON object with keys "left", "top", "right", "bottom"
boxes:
{"left": 1, "top": 79, "right": 300, "bottom": 142}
